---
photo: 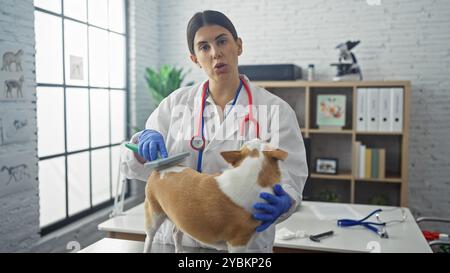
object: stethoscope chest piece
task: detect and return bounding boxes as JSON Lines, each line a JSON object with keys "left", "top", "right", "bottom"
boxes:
{"left": 190, "top": 135, "right": 205, "bottom": 151}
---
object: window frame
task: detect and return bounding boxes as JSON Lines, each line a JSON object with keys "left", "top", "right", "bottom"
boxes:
{"left": 34, "top": 0, "right": 131, "bottom": 236}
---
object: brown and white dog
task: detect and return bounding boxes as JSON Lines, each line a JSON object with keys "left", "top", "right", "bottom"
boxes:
{"left": 143, "top": 139, "right": 288, "bottom": 253}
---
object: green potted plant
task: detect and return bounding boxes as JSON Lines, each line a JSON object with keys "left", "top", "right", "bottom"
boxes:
{"left": 145, "top": 65, "right": 194, "bottom": 106}
{"left": 317, "top": 190, "right": 341, "bottom": 203}
{"left": 368, "top": 194, "right": 390, "bottom": 206}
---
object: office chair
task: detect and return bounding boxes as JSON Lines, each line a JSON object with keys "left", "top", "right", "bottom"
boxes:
{"left": 416, "top": 217, "right": 450, "bottom": 253}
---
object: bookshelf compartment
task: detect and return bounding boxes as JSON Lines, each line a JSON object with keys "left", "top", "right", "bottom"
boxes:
{"left": 310, "top": 134, "right": 353, "bottom": 174}
{"left": 355, "top": 135, "right": 402, "bottom": 178}
{"left": 354, "top": 180, "right": 401, "bottom": 206}
{"left": 309, "top": 87, "right": 353, "bottom": 130}
{"left": 268, "top": 87, "right": 306, "bottom": 128}
{"left": 303, "top": 179, "right": 351, "bottom": 203}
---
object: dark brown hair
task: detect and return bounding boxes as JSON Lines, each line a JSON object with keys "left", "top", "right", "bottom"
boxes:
{"left": 186, "top": 10, "right": 238, "bottom": 55}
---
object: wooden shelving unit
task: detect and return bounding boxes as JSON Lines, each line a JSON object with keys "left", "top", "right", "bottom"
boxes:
{"left": 255, "top": 80, "right": 411, "bottom": 207}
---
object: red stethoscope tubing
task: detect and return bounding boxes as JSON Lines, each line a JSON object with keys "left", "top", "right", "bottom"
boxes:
{"left": 240, "top": 78, "right": 259, "bottom": 139}
{"left": 191, "top": 76, "right": 259, "bottom": 151}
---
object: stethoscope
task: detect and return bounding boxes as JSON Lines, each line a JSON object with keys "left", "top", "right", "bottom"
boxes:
{"left": 190, "top": 76, "right": 260, "bottom": 172}
{"left": 337, "top": 208, "right": 407, "bottom": 238}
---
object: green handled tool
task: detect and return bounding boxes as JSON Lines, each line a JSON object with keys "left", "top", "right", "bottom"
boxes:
{"left": 125, "top": 143, "right": 139, "bottom": 153}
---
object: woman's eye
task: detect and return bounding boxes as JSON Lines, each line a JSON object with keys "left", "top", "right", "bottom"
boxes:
{"left": 218, "top": 39, "right": 226, "bottom": 45}
{"left": 200, "top": 44, "right": 209, "bottom": 51}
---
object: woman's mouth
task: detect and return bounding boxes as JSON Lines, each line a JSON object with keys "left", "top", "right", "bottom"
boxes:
{"left": 214, "top": 63, "right": 227, "bottom": 73}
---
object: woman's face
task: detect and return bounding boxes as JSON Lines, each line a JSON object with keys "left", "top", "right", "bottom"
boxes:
{"left": 190, "top": 25, "right": 242, "bottom": 82}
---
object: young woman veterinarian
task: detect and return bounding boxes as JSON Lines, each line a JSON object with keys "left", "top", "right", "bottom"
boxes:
{"left": 121, "top": 10, "right": 308, "bottom": 252}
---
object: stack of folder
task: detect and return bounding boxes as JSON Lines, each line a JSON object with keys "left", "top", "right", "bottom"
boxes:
{"left": 354, "top": 141, "right": 386, "bottom": 179}
{"left": 356, "top": 88, "right": 404, "bottom": 132}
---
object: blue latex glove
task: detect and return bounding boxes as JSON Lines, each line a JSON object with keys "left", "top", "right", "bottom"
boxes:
{"left": 253, "top": 184, "right": 292, "bottom": 232}
{"left": 138, "top": 129, "right": 168, "bottom": 161}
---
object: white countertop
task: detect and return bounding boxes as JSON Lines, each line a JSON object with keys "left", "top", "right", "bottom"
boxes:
{"left": 98, "top": 201, "right": 432, "bottom": 253}
{"left": 78, "top": 238, "right": 223, "bottom": 253}
{"left": 274, "top": 201, "right": 432, "bottom": 253}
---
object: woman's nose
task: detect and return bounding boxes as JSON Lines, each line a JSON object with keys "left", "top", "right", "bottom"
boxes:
{"left": 210, "top": 45, "right": 222, "bottom": 59}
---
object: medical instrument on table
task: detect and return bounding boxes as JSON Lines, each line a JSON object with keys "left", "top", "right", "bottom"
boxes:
{"left": 276, "top": 227, "right": 308, "bottom": 240}
{"left": 337, "top": 207, "right": 407, "bottom": 238}
{"left": 125, "top": 143, "right": 190, "bottom": 170}
{"left": 190, "top": 75, "right": 260, "bottom": 172}
{"left": 309, "top": 230, "right": 334, "bottom": 242}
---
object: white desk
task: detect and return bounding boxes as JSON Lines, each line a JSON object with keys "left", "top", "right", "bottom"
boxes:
{"left": 78, "top": 238, "right": 221, "bottom": 253}
{"left": 79, "top": 238, "right": 144, "bottom": 253}
{"left": 99, "top": 204, "right": 146, "bottom": 241}
{"left": 98, "top": 201, "right": 432, "bottom": 253}
{"left": 275, "top": 201, "right": 432, "bottom": 253}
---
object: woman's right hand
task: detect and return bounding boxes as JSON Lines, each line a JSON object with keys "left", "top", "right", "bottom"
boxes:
{"left": 138, "top": 129, "right": 168, "bottom": 161}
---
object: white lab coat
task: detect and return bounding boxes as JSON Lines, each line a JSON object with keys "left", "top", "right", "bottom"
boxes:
{"left": 121, "top": 75, "right": 308, "bottom": 252}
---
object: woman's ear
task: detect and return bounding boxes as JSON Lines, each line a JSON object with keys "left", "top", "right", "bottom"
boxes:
{"left": 237, "top": 38, "right": 243, "bottom": 56}
{"left": 189, "top": 54, "right": 201, "bottom": 68}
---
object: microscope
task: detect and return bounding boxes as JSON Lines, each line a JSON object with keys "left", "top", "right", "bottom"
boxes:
{"left": 330, "top": 40, "right": 362, "bottom": 81}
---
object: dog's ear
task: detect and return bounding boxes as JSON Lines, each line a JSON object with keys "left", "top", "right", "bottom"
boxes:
{"left": 263, "top": 149, "right": 288, "bottom": 161}
{"left": 221, "top": 151, "right": 244, "bottom": 166}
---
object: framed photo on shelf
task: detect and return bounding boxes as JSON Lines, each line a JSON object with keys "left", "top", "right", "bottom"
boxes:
{"left": 315, "top": 158, "right": 338, "bottom": 175}
{"left": 316, "top": 95, "right": 346, "bottom": 129}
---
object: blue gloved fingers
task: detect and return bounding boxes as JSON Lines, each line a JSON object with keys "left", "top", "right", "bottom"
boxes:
{"left": 256, "top": 221, "right": 273, "bottom": 233}
{"left": 141, "top": 141, "right": 151, "bottom": 161}
{"left": 253, "top": 202, "right": 277, "bottom": 214}
{"left": 273, "top": 184, "right": 287, "bottom": 196}
{"left": 138, "top": 129, "right": 167, "bottom": 161}
{"left": 253, "top": 213, "right": 274, "bottom": 222}
{"left": 138, "top": 140, "right": 144, "bottom": 158}
{"left": 259, "top": 192, "right": 280, "bottom": 205}
{"left": 274, "top": 184, "right": 293, "bottom": 213}
{"left": 158, "top": 141, "right": 168, "bottom": 159}
{"left": 138, "top": 132, "right": 148, "bottom": 158}
{"left": 149, "top": 141, "right": 158, "bottom": 161}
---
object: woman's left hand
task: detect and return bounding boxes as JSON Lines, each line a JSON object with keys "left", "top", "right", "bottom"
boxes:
{"left": 253, "top": 184, "right": 292, "bottom": 232}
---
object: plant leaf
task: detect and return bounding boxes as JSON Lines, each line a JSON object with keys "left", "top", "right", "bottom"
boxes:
{"left": 144, "top": 65, "right": 195, "bottom": 105}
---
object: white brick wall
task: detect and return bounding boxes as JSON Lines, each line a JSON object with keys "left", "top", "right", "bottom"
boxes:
{"left": 156, "top": 0, "right": 450, "bottom": 221}
{"left": 0, "top": 0, "right": 39, "bottom": 252}
{"left": 129, "top": 0, "right": 160, "bottom": 131}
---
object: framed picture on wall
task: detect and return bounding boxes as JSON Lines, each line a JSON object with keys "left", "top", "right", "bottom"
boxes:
{"left": 316, "top": 95, "right": 346, "bottom": 129}
{"left": 315, "top": 158, "right": 338, "bottom": 175}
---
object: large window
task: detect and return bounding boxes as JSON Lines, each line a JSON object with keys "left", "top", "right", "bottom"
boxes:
{"left": 34, "top": 0, "right": 129, "bottom": 235}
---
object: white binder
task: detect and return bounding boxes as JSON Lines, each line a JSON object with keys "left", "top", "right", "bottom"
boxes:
{"left": 390, "top": 88, "right": 403, "bottom": 132}
{"left": 356, "top": 88, "right": 367, "bottom": 131}
{"left": 379, "top": 88, "right": 391, "bottom": 131}
{"left": 354, "top": 141, "right": 360, "bottom": 177}
{"left": 359, "top": 144, "right": 366, "bottom": 178}
{"left": 367, "top": 88, "right": 380, "bottom": 131}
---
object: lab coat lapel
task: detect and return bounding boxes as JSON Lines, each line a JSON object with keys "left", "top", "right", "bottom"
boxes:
{"left": 204, "top": 84, "right": 250, "bottom": 152}
{"left": 176, "top": 81, "right": 205, "bottom": 151}
{"left": 186, "top": 80, "right": 209, "bottom": 130}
